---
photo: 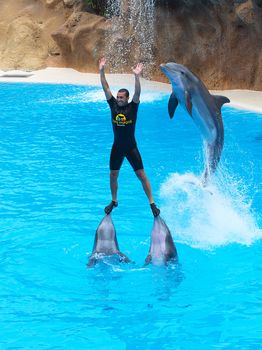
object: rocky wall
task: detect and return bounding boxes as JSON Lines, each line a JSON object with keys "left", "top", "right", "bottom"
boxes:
{"left": 0, "top": 0, "right": 261, "bottom": 89}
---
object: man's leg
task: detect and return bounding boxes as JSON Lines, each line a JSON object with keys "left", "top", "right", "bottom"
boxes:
{"left": 135, "top": 169, "right": 160, "bottom": 217}
{"left": 104, "top": 170, "right": 119, "bottom": 214}
{"left": 135, "top": 169, "right": 154, "bottom": 203}
{"left": 110, "top": 170, "right": 119, "bottom": 202}
{"left": 105, "top": 145, "right": 124, "bottom": 215}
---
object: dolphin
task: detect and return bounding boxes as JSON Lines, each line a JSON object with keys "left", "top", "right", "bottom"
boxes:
{"left": 87, "top": 215, "right": 131, "bottom": 267}
{"left": 145, "top": 216, "right": 178, "bottom": 266}
{"left": 160, "top": 62, "right": 230, "bottom": 184}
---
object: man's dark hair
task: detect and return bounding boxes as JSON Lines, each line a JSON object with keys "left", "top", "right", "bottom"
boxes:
{"left": 118, "top": 88, "right": 129, "bottom": 98}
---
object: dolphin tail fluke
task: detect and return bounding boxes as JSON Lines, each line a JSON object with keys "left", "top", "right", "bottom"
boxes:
{"left": 168, "top": 93, "right": 179, "bottom": 118}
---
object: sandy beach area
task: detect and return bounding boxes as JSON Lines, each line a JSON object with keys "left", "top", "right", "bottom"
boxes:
{"left": 0, "top": 67, "right": 262, "bottom": 113}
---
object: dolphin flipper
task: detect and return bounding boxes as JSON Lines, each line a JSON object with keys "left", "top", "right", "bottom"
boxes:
{"left": 185, "top": 91, "right": 193, "bottom": 116}
{"left": 212, "top": 95, "right": 230, "bottom": 110}
{"left": 144, "top": 254, "right": 152, "bottom": 266}
{"left": 117, "top": 251, "right": 132, "bottom": 263}
{"left": 87, "top": 254, "right": 98, "bottom": 268}
{"left": 168, "top": 93, "right": 179, "bottom": 118}
{"left": 87, "top": 252, "right": 132, "bottom": 268}
{"left": 87, "top": 251, "right": 131, "bottom": 267}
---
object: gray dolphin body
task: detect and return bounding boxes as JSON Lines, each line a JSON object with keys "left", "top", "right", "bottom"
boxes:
{"left": 87, "top": 215, "right": 130, "bottom": 267}
{"left": 145, "top": 216, "right": 178, "bottom": 266}
{"left": 160, "top": 62, "right": 230, "bottom": 184}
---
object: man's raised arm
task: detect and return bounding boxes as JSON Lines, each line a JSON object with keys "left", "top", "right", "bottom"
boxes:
{"left": 132, "top": 63, "right": 143, "bottom": 104}
{"left": 99, "top": 57, "right": 112, "bottom": 101}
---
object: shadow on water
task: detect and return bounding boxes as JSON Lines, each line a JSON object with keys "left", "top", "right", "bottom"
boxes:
{"left": 88, "top": 256, "right": 184, "bottom": 303}
{"left": 84, "top": 258, "right": 185, "bottom": 349}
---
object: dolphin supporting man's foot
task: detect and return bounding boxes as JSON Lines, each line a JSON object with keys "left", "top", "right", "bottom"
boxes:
{"left": 150, "top": 203, "right": 160, "bottom": 217}
{"left": 144, "top": 216, "right": 178, "bottom": 266}
{"left": 104, "top": 201, "right": 118, "bottom": 215}
{"left": 87, "top": 214, "right": 131, "bottom": 267}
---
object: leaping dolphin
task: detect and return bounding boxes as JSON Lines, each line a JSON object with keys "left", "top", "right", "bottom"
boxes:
{"left": 160, "top": 62, "right": 230, "bottom": 184}
{"left": 145, "top": 216, "right": 178, "bottom": 266}
{"left": 87, "top": 215, "right": 131, "bottom": 267}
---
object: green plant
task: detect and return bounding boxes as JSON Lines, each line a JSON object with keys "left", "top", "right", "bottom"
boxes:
{"left": 83, "top": 0, "right": 96, "bottom": 8}
{"left": 82, "top": 0, "right": 106, "bottom": 12}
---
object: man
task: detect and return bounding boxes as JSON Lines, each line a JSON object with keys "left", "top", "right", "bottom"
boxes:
{"left": 99, "top": 57, "right": 160, "bottom": 217}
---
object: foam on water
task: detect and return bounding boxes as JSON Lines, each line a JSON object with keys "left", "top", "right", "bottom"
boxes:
{"left": 40, "top": 89, "right": 168, "bottom": 104}
{"left": 160, "top": 172, "right": 262, "bottom": 249}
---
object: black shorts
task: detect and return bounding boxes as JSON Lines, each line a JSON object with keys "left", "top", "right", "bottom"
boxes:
{"left": 110, "top": 144, "right": 144, "bottom": 171}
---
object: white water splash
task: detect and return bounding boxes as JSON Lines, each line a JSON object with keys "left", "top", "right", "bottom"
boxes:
{"left": 40, "top": 90, "right": 166, "bottom": 104}
{"left": 105, "top": 0, "right": 155, "bottom": 76}
{"left": 160, "top": 173, "right": 262, "bottom": 249}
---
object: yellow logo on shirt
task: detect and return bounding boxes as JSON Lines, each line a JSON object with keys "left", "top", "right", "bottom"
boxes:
{"left": 113, "top": 113, "right": 132, "bottom": 127}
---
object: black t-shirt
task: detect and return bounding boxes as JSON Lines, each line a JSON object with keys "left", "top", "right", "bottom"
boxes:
{"left": 107, "top": 96, "right": 139, "bottom": 151}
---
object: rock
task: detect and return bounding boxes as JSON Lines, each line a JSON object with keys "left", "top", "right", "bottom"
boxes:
{"left": 251, "top": 0, "right": 262, "bottom": 35}
{"left": 44, "top": 0, "right": 80, "bottom": 9}
{"left": 52, "top": 11, "right": 108, "bottom": 70}
{"left": 253, "top": 0, "right": 262, "bottom": 7}
{"left": 0, "top": 16, "right": 48, "bottom": 70}
{"left": 235, "top": 0, "right": 254, "bottom": 25}
{"left": 152, "top": 0, "right": 262, "bottom": 89}
{"left": 63, "top": 0, "right": 80, "bottom": 7}
{"left": 45, "top": 0, "right": 63, "bottom": 9}
{"left": 0, "top": 0, "right": 261, "bottom": 89}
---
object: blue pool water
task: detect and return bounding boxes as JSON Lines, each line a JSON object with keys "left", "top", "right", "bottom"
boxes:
{"left": 0, "top": 83, "right": 261, "bottom": 349}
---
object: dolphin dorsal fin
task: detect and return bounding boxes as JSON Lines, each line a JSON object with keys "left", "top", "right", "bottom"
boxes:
{"left": 212, "top": 95, "right": 230, "bottom": 110}
{"left": 168, "top": 93, "right": 178, "bottom": 118}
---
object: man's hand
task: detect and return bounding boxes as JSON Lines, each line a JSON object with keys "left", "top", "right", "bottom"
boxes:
{"left": 132, "top": 63, "right": 142, "bottom": 103}
{"left": 99, "top": 57, "right": 112, "bottom": 100}
{"left": 132, "top": 63, "right": 143, "bottom": 76}
{"left": 99, "top": 57, "right": 107, "bottom": 71}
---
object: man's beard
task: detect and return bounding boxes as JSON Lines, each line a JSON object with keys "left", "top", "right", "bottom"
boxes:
{"left": 117, "top": 101, "right": 128, "bottom": 107}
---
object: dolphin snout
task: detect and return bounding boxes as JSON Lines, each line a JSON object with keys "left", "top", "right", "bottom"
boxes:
{"left": 160, "top": 62, "right": 179, "bottom": 75}
{"left": 160, "top": 64, "right": 170, "bottom": 75}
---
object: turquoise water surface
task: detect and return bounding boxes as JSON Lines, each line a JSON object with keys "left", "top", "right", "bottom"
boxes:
{"left": 0, "top": 83, "right": 261, "bottom": 349}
